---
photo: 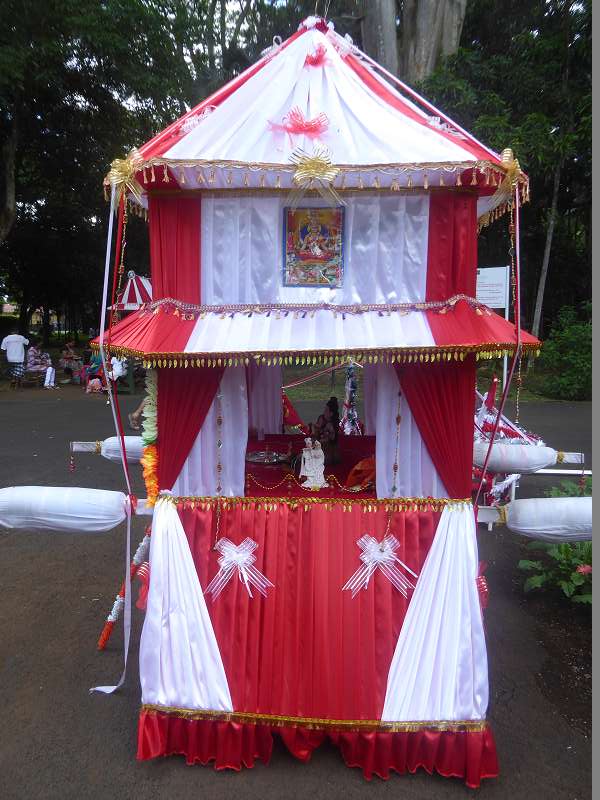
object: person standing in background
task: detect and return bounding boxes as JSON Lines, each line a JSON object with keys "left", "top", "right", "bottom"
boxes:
{"left": 1, "top": 328, "right": 29, "bottom": 387}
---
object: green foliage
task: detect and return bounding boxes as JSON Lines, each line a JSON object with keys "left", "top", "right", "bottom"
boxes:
{"left": 518, "top": 541, "right": 592, "bottom": 604}
{"left": 423, "top": 0, "right": 591, "bottom": 336}
{"left": 545, "top": 477, "right": 592, "bottom": 499}
{"left": 539, "top": 305, "right": 592, "bottom": 399}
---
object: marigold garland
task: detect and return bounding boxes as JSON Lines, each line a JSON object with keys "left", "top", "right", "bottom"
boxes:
{"left": 141, "top": 444, "right": 159, "bottom": 507}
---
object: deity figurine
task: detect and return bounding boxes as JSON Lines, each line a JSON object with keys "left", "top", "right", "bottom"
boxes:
{"left": 299, "top": 438, "right": 328, "bottom": 490}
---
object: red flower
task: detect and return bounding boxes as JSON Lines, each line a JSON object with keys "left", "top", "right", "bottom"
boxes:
{"left": 577, "top": 564, "right": 592, "bottom": 575}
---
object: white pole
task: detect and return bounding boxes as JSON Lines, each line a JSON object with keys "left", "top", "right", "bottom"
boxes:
{"left": 503, "top": 264, "right": 510, "bottom": 391}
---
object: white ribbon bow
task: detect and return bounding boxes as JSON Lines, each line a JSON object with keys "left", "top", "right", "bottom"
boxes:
{"left": 342, "top": 535, "right": 418, "bottom": 598}
{"left": 205, "top": 538, "right": 274, "bottom": 600}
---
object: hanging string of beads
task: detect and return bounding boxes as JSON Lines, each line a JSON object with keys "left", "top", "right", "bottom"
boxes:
{"left": 391, "top": 390, "right": 403, "bottom": 496}
{"left": 509, "top": 203, "right": 522, "bottom": 423}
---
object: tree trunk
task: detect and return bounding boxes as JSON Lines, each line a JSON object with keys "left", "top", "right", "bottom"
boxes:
{"left": 531, "top": 163, "right": 562, "bottom": 340}
{"left": 42, "top": 307, "right": 51, "bottom": 346}
{"left": 18, "top": 301, "right": 31, "bottom": 336}
{"left": 360, "top": 0, "right": 399, "bottom": 76}
{"left": 0, "top": 111, "right": 17, "bottom": 243}
{"left": 399, "top": 0, "right": 468, "bottom": 84}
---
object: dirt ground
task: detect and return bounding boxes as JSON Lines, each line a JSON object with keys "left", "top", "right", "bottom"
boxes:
{"left": 0, "top": 385, "right": 592, "bottom": 800}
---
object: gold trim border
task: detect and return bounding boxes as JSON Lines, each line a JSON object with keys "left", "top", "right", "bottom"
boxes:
{"left": 94, "top": 343, "right": 540, "bottom": 366}
{"left": 167, "top": 495, "right": 471, "bottom": 512}
{"left": 141, "top": 704, "right": 488, "bottom": 733}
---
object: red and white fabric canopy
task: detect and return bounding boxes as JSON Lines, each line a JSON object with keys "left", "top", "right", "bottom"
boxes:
{"left": 96, "top": 297, "right": 539, "bottom": 363}
{"left": 126, "top": 16, "right": 525, "bottom": 217}
{"left": 110, "top": 271, "right": 152, "bottom": 312}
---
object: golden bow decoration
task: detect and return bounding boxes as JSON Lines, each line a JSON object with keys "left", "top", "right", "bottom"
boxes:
{"left": 287, "top": 145, "right": 345, "bottom": 208}
{"left": 492, "top": 147, "right": 524, "bottom": 204}
{"left": 106, "top": 148, "right": 145, "bottom": 205}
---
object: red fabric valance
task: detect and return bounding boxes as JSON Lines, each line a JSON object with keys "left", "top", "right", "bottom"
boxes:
{"left": 426, "top": 194, "right": 477, "bottom": 302}
{"left": 395, "top": 359, "right": 476, "bottom": 499}
{"left": 157, "top": 366, "right": 223, "bottom": 490}
{"left": 137, "top": 711, "right": 498, "bottom": 788}
{"left": 149, "top": 196, "right": 201, "bottom": 304}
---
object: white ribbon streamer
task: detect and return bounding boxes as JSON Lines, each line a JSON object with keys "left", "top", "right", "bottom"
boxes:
{"left": 205, "top": 538, "right": 274, "bottom": 600}
{"left": 342, "top": 534, "right": 418, "bottom": 598}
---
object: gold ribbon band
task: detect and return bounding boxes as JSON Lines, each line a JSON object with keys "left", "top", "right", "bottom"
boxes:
{"left": 141, "top": 703, "right": 489, "bottom": 733}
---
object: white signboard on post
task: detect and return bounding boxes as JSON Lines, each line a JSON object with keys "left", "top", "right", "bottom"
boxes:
{"left": 476, "top": 266, "right": 510, "bottom": 309}
{"left": 476, "top": 266, "right": 511, "bottom": 389}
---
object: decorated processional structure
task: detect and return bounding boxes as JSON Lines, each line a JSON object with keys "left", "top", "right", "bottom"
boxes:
{"left": 5, "top": 15, "right": 591, "bottom": 788}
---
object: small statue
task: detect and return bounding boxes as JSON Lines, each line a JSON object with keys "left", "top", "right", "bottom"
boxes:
{"left": 299, "top": 438, "right": 328, "bottom": 490}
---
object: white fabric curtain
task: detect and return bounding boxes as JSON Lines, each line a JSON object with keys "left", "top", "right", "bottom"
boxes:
{"left": 201, "top": 194, "right": 430, "bottom": 306}
{"left": 247, "top": 362, "right": 283, "bottom": 435}
{"left": 382, "top": 504, "right": 488, "bottom": 721}
{"left": 372, "top": 363, "right": 447, "bottom": 499}
{"left": 0, "top": 486, "right": 127, "bottom": 533}
{"left": 139, "top": 497, "right": 233, "bottom": 710}
{"left": 171, "top": 366, "right": 248, "bottom": 497}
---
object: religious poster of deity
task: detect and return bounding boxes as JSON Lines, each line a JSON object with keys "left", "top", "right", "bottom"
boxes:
{"left": 283, "top": 206, "right": 344, "bottom": 287}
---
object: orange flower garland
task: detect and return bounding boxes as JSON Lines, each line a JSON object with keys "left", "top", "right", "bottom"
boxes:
{"left": 141, "top": 444, "right": 158, "bottom": 506}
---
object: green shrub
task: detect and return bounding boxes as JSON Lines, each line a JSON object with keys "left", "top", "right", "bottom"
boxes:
{"left": 517, "top": 478, "right": 592, "bottom": 603}
{"left": 518, "top": 541, "right": 592, "bottom": 604}
{"left": 540, "top": 304, "right": 592, "bottom": 400}
{"left": 545, "top": 477, "right": 593, "bottom": 497}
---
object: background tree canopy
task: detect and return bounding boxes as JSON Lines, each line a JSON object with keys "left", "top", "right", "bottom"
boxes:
{"left": 0, "top": 0, "right": 591, "bottom": 347}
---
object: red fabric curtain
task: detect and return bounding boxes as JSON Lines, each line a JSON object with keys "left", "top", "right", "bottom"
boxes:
{"left": 395, "top": 360, "right": 476, "bottom": 498}
{"left": 181, "top": 503, "right": 438, "bottom": 720}
{"left": 426, "top": 194, "right": 477, "bottom": 302}
{"left": 149, "top": 195, "right": 202, "bottom": 303}
{"left": 157, "top": 367, "right": 224, "bottom": 490}
{"left": 137, "top": 502, "right": 498, "bottom": 786}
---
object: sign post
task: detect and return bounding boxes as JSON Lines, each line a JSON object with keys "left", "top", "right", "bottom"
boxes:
{"left": 476, "top": 266, "right": 511, "bottom": 390}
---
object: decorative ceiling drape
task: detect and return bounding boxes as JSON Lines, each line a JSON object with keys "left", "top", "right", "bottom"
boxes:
{"left": 395, "top": 359, "right": 476, "bottom": 499}
{"left": 157, "top": 366, "right": 224, "bottom": 491}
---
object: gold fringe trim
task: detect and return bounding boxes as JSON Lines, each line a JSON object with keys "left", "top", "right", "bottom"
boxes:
{"left": 113, "top": 156, "right": 502, "bottom": 178}
{"left": 140, "top": 704, "right": 488, "bottom": 733}
{"left": 161, "top": 495, "right": 472, "bottom": 512}
{"left": 91, "top": 343, "right": 541, "bottom": 367}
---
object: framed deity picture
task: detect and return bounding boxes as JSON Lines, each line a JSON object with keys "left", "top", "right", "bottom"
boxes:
{"left": 283, "top": 206, "right": 345, "bottom": 288}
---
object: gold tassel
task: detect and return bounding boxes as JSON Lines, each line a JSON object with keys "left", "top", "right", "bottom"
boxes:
{"left": 162, "top": 164, "right": 169, "bottom": 182}
{"left": 423, "top": 173, "right": 429, "bottom": 190}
